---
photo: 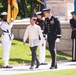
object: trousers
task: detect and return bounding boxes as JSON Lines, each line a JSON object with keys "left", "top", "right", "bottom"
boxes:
{"left": 30, "top": 46, "right": 39, "bottom": 66}
{"left": 2, "top": 33, "right": 11, "bottom": 61}
{"left": 39, "top": 38, "right": 46, "bottom": 63}
{"left": 48, "top": 39, "right": 57, "bottom": 67}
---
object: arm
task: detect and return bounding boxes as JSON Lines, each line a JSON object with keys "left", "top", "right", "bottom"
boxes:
{"left": 43, "top": 18, "right": 48, "bottom": 35}
{"left": 23, "top": 27, "right": 29, "bottom": 45}
{"left": 55, "top": 18, "right": 61, "bottom": 42}
{"left": 55, "top": 18, "right": 61, "bottom": 38}
{"left": 70, "top": 19, "right": 76, "bottom": 28}
{"left": 38, "top": 26, "right": 44, "bottom": 46}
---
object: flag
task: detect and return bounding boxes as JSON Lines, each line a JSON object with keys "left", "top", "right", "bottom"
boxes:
{"left": 12, "top": 0, "right": 19, "bottom": 20}
{"left": 7, "top": 0, "right": 11, "bottom": 23}
{"left": 74, "top": 0, "right": 76, "bottom": 15}
{"left": 37, "top": 0, "right": 46, "bottom": 11}
{"left": 7, "top": 0, "right": 19, "bottom": 23}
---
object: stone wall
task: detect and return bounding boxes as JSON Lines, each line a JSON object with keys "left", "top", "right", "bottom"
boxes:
{"left": 46, "top": 0, "right": 74, "bottom": 20}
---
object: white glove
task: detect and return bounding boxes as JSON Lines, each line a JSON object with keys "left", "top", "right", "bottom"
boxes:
{"left": 56, "top": 38, "right": 60, "bottom": 42}
{"left": 11, "top": 34, "right": 14, "bottom": 40}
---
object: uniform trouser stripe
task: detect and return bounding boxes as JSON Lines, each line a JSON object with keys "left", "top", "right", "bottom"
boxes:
{"left": 72, "top": 39, "right": 76, "bottom": 60}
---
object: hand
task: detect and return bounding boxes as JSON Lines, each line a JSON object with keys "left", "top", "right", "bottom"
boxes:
{"left": 43, "top": 34, "right": 46, "bottom": 37}
{"left": 23, "top": 42, "right": 25, "bottom": 45}
{"left": 56, "top": 38, "right": 60, "bottom": 42}
{"left": 11, "top": 18, "right": 14, "bottom": 22}
{"left": 42, "top": 43, "right": 44, "bottom": 46}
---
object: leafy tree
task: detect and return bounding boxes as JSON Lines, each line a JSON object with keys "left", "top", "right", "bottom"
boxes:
{"left": 0, "top": 0, "right": 7, "bottom": 13}
{"left": 0, "top": 0, "right": 39, "bottom": 18}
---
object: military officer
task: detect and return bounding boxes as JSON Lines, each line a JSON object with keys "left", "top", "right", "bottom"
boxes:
{"left": 70, "top": 11, "right": 76, "bottom": 61}
{"left": 35, "top": 11, "right": 47, "bottom": 65}
{"left": 0, "top": 12, "right": 13, "bottom": 68}
{"left": 42, "top": 8, "right": 61, "bottom": 69}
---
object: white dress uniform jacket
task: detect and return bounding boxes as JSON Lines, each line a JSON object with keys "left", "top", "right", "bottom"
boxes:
{"left": 0, "top": 21, "right": 13, "bottom": 61}
{"left": 23, "top": 24, "right": 43, "bottom": 47}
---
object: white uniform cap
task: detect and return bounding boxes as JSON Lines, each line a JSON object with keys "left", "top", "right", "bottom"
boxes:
{"left": 42, "top": 8, "right": 50, "bottom": 12}
{"left": 35, "top": 11, "right": 42, "bottom": 15}
{"left": 1, "top": 12, "right": 7, "bottom": 15}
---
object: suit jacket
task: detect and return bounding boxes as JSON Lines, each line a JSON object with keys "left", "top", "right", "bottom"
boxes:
{"left": 70, "top": 18, "right": 76, "bottom": 39}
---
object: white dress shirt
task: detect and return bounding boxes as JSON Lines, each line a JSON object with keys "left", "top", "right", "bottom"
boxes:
{"left": 23, "top": 24, "right": 43, "bottom": 47}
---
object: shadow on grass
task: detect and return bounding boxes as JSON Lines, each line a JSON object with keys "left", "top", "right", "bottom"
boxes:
{"left": 46, "top": 50, "right": 71, "bottom": 60}
{"left": 12, "top": 39, "right": 28, "bottom": 45}
{"left": 10, "top": 58, "right": 31, "bottom": 64}
{"left": 46, "top": 55, "right": 69, "bottom": 60}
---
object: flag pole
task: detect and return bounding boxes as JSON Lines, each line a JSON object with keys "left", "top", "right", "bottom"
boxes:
{"left": 7, "top": 0, "right": 11, "bottom": 24}
{"left": 11, "top": 0, "right": 12, "bottom": 18}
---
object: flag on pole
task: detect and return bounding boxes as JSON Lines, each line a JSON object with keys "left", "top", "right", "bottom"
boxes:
{"left": 12, "top": 0, "right": 19, "bottom": 20}
{"left": 74, "top": 0, "right": 76, "bottom": 15}
{"left": 7, "top": 0, "right": 11, "bottom": 23}
{"left": 7, "top": 0, "right": 19, "bottom": 23}
{"left": 37, "top": 0, "right": 46, "bottom": 11}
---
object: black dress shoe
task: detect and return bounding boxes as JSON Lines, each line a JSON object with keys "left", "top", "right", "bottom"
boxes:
{"left": 55, "top": 65, "right": 57, "bottom": 69}
{"left": 40, "top": 63, "right": 47, "bottom": 65}
{"left": 29, "top": 66, "right": 34, "bottom": 69}
{"left": 49, "top": 66, "right": 57, "bottom": 69}
{"left": 35, "top": 63, "right": 40, "bottom": 68}
{"left": 3, "top": 65, "right": 13, "bottom": 68}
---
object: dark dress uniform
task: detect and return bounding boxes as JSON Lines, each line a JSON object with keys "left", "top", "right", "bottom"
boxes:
{"left": 35, "top": 18, "right": 44, "bottom": 30}
{"left": 70, "top": 18, "right": 76, "bottom": 61}
{"left": 44, "top": 16, "right": 61, "bottom": 68}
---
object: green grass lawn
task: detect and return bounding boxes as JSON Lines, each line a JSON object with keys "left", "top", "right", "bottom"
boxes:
{"left": 0, "top": 38, "right": 72, "bottom": 65}
{"left": 15, "top": 68, "right": 76, "bottom": 75}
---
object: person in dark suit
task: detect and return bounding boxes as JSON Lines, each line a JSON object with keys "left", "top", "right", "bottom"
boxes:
{"left": 70, "top": 11, "right": 76, "bottom": 61}
{"left": 42, "top": 8, "right": 61, "bottom": 69}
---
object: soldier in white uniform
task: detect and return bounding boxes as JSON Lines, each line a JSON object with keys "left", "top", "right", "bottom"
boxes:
{"left": 35, "top": 11, "right": 47, "bottom": 65}
{"left": 0, "top": 12, "right": 13, "bottom": 68}
{"left": 23, "top": 17, "right": 44, "bottom": 69}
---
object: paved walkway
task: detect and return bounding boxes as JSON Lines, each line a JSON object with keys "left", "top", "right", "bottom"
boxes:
{"left": 0, "top": 61, "right": 76, "bottom": 75}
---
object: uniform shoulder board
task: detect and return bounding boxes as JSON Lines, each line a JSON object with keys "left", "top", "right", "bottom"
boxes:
{"left": 55, "top": 17, "right": 59, "bottom": 21}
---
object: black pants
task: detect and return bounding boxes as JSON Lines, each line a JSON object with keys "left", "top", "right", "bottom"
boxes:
{"left": 30, "top": 46, "right": 39, "bottom": 66}
{"left": 48, "top": 40, "right": 57, "bottom": 67}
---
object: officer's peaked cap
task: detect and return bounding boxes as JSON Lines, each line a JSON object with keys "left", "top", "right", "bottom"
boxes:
{"left": 35, "top": 11, "right": 42, "bottom": 15}
{"left": 1, "top": 12, "right": 7, "bottom": 15}
{"left": 42, "top": 8, "right": 50, "bottom": 13}
{"left": 71, "top": 11, "right": 74, "bottom": 15}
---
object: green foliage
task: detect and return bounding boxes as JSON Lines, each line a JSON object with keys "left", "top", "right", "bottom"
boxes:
{"left": 0, "top": 0, "right": 39, "bottom": 18}
{"left": 0, "top": 0, "right": 7, "bottom": 12}
{"left": 0, "top": 3, "right": 3, "bottom": 7}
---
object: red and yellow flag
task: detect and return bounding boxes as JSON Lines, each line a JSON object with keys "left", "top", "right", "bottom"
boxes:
{"left": 12, "top": 0, "right": 18, "bottom": 20}
{"left": 7, "top": 0, "right": 19, "bottom": 23}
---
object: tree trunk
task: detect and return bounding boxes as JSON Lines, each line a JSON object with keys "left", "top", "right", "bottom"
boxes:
{"left": 30, "top": 0, "right": 35, "bottom": 17}
{"left": 21, "top": 0, "right": 28, "bottom": 18}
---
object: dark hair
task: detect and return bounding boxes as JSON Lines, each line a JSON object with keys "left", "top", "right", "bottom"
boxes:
{"left": 30, "top": 17, "right": 36, "bottom": 21}
{"left": 71, "top": 11, "right": 74, "bottom": 15}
